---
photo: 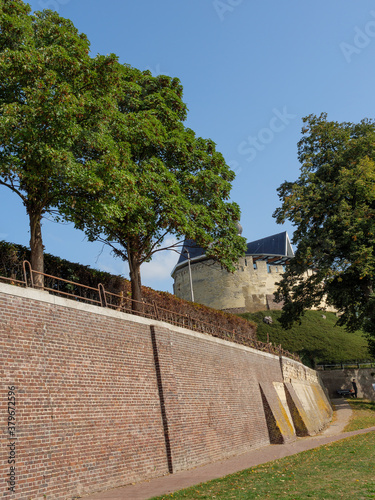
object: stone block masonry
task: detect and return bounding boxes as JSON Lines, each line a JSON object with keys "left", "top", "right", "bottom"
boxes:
{"left": 173, "top": 256, "right": 336, "bottom": 314}
{"left": 0, "top": 283, "right": 332, "bottom": 499}
{"left": 173, "top": 256, "right": 282, "bottom": 313}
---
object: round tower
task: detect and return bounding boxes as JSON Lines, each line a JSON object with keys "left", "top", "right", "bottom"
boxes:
{"left": 171, "top": 231, "right": 294, "bottom": 313}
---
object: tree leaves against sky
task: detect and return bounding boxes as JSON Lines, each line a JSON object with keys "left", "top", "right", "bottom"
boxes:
{"left": 274, "top": 113, "right": 375, "bottom": 354}
{"left": 0, "top": 0, "right": 245, "bottom": 302}
{"left": 0, "top": 0, "right": 128, "bottom": 278}
{"left": 72, "top": 65, "right": 246, "bottom": 304}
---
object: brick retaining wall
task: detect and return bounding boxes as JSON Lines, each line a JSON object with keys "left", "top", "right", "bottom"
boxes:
{"left": 0, "top": 284, "right": 332, "bottom": 499}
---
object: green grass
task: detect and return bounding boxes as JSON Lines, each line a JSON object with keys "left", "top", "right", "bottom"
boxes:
{"left": 345, "top": 399, "right": 375, "bottom": 432}
{"left": 151, "top": 403, "right": 375, "bottom": 500}
{"left": 240, "top": 310, "right": 372, "bottom": 367}
{"left": 151, "top": 434, "right": 375, "bottom": 499}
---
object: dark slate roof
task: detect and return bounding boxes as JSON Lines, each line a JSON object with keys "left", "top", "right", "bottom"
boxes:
{"left": 247, "top": 231, "right": 294, "bottom": 258}
{"left": 175, "top": 231, "right": 294, "bottom": 267}
{"left": 175, "top": 239, "right": 206, "bottom": 265}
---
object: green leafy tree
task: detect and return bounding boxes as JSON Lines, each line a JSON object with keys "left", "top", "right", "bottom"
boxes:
{"left": 0, "top": 1, "right": 125, "bottom": 284}
{"left": 74, "top": 66, "right": 246, "bottom": 308}
{"left": 274, "top": 113, "right": 375, "bottom": 354}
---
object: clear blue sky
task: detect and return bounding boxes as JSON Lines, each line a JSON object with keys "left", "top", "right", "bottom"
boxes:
{"left": 1, "top": 0, "right": 375, "bottom": 292}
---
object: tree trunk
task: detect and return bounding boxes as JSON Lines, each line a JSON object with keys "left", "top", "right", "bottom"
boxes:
{"left": 128, "top": 251, "right": 142, "bottom": 313}
{"left": 29, "top": 211, "right": 44, "bottom": 288}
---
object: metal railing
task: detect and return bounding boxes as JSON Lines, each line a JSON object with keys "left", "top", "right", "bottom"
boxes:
{"left": 0, "top": 261, "right": 301, "bottom": 362}
{"left": 0, "top": 275, "right": 26, "bottom": 286}
{"left": 23, "top": 261, "right": 103, "bottom": 307}
{"left": 316, "top": 361, "right": 375, "bottom": 370}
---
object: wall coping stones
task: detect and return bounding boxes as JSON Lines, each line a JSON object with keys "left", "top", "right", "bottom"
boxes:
{"left": 0, "top": 281, "right": 282, "bottom": 361}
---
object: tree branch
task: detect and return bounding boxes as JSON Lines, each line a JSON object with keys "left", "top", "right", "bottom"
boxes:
{"left": 0, "top": 179, "right": 27, "bottom": 204}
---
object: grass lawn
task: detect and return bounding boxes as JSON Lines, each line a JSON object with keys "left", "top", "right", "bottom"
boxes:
{"left": 241, "top": 310, "right": 372, "bottom": 367}
{"left": 345, "top": 399, "right": 375, "bottom": 432}
{"left": 151, "top": 401, "right": 375, "bottom": 500}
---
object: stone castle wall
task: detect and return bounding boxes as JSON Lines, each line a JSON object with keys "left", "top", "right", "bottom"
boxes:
{"left": 173, "top": 256, "right": 287, "bottom": 312}
{"left": 0, "top": 283, "right": 332, "bottom": 499}
{"left": 173, "top": 257, "right": 336, "bottom": 314}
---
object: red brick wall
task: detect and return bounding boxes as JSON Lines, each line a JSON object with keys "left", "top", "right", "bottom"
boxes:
{"left": 1, "top": 286, "right": 169, "bottom": 499}
{"left": 0, "top": 284, "right": 331, "bottom": 499}
{"left": 152, "top": 324, "right": 272, "bottom": 473}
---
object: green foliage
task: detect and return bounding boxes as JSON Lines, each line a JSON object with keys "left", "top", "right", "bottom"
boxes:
{"left": 241, "top": 310, "right": 372, "bottom": 367}
{"left": 274, "top": 113, "right": 375, "bottom": 355}
{"left": 0, "top": 240, "right": 256, "bottom": 340}
{"left": 71, "top": 66, "right": 246, "bottom": 302}
{"left": 0, "top": 240, "right": 124, "bottom": 290}
{"left": 0, "top": 1, "right": 126, "bottom": 273}
{"left": 0, "top": 2, "right": 244, "bottom": 300}
{"left": 0, "top": 1, "right": 32, "bottom": 51}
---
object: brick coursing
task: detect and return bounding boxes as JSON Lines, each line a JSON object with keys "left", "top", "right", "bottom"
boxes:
{"left": 0, "top": 285, "right": 332, "bottom": 499}
{"left": 1, "top": 291, "right": 168, "bottom": 499}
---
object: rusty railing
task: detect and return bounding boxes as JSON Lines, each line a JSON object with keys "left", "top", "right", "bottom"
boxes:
{"left": 0, "top": 261, "right": 301, "bottom": 362}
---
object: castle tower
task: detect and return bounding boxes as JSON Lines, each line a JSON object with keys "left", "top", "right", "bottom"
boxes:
{"left": 171, "top": 231, "right": 294, "bottom": 313}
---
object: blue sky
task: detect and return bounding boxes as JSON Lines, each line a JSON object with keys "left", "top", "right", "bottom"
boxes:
{"left": 2, "top": 0, "right": 375, "bottom": 292}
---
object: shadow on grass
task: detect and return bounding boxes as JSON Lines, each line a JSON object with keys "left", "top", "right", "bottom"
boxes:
{"left": 348, "top": 399, "right": 375, "bottom": 412}
{"left": 344, "top": 398, "right": 375, "bottom": 432}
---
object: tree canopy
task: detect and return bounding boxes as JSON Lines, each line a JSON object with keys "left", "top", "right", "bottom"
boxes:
{"left": 71, "top": 66, "right": 246, "bottom": 306}
{"left": 0, "top": 1, "right": 245, "bottom": 300}
{"left": 274, "top": 113, "right": 375, "bottom": 354}
{"left": 0, "top": 0, "right": 126, "bottom": 282}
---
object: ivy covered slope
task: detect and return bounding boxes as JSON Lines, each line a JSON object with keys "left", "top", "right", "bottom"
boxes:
{"left": 242, "top": 310, "right": 373, "bottom": 367}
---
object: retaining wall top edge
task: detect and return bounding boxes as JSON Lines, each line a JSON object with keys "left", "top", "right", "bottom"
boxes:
{"left": 281, "top": 356, "right": 311, "bottom": 370}
{"left": 0, "top": 282, "right": 279, "bottom": 360}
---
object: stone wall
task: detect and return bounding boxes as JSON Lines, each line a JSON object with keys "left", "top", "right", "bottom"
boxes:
{"left": 0, "top": 283, "right": 332, "bottom": 499}
{"left": 281, "top": 359, "right": 332, "bottom": 436}
{"left": 173, "top": 256, "right": 286, "bottom": 312}
{"left": 173, "top": 257, "right": 336, "bottom": 314}
{"left": 319, "top": 368, "right": 375, "bottom": 400}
